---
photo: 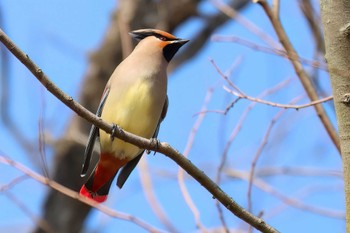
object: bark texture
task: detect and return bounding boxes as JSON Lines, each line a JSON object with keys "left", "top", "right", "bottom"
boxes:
{"left": 33, "top": 1, "right": 250, "bottom": 232}
{"left": 320, "top": 0, "right": 350, "bottom": 230}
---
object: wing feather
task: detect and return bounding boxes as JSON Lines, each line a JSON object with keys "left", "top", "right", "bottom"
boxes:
{"left": 80, "top": 87, "right": 110, "bottom": 177}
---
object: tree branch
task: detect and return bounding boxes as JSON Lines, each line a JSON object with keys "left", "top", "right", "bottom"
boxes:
{"left": 320, "top": 0, "right": 350, "bottom": 230}
{"left": 0, "top": 28, "right": 280, "bottom": 233}
{"left": 0, "top": 155, "right": 165, "bottom": 233}
{"left": 223, "top": 86, "right": 333, "bottom": 110}
{"left": 253, "top": 0, "right": 340, "bottom": 153}
{"left": 211, "top": 35, "right": 328, "bottom": 70}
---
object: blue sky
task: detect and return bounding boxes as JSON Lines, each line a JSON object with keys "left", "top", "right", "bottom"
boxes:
{"left": 0, "top": 1, "right": 344, "bottom": 233}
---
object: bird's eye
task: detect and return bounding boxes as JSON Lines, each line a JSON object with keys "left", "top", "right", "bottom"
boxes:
{"left": 159, "top": 36, "right": 167, "bottom": 41}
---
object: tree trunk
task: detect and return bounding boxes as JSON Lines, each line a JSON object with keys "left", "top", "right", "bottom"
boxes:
{"left": 320, "top": 0, "right": 350, "bottom": 230}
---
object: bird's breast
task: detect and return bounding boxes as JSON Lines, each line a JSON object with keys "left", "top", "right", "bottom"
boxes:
{"left": 99, "top": 75, "right": 167, "bottom": 160}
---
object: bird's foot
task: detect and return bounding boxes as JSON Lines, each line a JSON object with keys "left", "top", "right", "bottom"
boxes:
{"left": 110, "top": 123, "right": 122, "bottom": 142}
{"left": 147, "top": 138, "right": 160, "bottom": 155}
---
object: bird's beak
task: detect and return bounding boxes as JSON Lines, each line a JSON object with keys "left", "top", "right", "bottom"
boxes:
{"left": 172, "top": 39, "right": 190, "bottom": 45}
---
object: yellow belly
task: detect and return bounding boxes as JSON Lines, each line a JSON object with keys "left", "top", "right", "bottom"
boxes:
{"left": 99, "top": 79, "right": 163, "bottom": 160}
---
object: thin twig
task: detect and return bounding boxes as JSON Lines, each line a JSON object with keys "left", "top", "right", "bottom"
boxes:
{"left": 0, "top": 28, "right": 280, "bottom": 233}
{"left": 223, "top": 86, "right": 333, "bottom": 110}
{"left": 210, "top": 59, "right": 244, "bottom": 95}
{"left": 139, "top": 158, "right": 179, "bottom": 233}
{"left": 0, "top": 175, "right": 29, "bottom": 192}
{"left": 211, "top": 0, "right": 280, "bottom": 48}
{"left": 0, "top": 155, "right": 166, "bottom": 233}
{"left": 214, "top": 78, "right": 289, "bottom": 233}
{"left": 209, "top": 59, "right": 295, "bottom": 115}
{"left": 246, "top": 95, "right": 303, "bottom": 232}
{"left": 213, "top": 78, "right": 290, "bottom": 220}
{"left": 265, "top": 183, "right": 343, "bottom": 219}
{"left": 255, "top": 166, "right": 342, "bottom": 178}
{"left": 227, "top": 169, "right": 345, "bottom": 219}
{"left": 211, "top": 35, "right": 328, "bottom": 70}
{"left": 253, "top": 0, "right": 340, "bottom": 153}
{"left": 179, "top": 88, "right": 213, "bottom": 233}
{"left": 298, "top": 0, "right": 325, "bottom": 54}
{"left": 170, "top": 0, "right": 250, "bottom": 71}
{"left": 206, "top": 60, "right": 242, "bottom": 233}
{"left": 38, "top": 88, "right": 49, "bottom": 178}
{"left": 4, "top": 191, "right": 54, "bottom": 233}
{"left": 216, "top": 78, "right": 291, "bottom": 184}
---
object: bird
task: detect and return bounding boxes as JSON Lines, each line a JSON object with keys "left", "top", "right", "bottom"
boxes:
{"left": 79, "top": 29, "right": 189, "bottom": 203}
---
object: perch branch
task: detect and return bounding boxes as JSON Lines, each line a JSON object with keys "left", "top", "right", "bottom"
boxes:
{"left": 0, "top": 28, "right": 279, "bottom": 233}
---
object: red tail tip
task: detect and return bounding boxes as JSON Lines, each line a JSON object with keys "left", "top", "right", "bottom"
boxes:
{"left": 79, "top": 185, "right": 108, "bottom": 203}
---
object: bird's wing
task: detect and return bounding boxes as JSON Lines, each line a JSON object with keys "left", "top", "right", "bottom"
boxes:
{"left": 116, "top": 95, "right": 169, "bottom": 188}
{"left": 80, "top": 87, "right": 110, "bottom": 177}
{"left": 153, "top": 95, "right": 168, "bottom": 139}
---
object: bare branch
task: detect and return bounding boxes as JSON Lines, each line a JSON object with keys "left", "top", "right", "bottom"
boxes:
{"left": 0, "top": 175, "right": 29, "bottom": 192}
{"left": 272, "top": 0, "right": 280, "bottom": 19}
{"left": 210, "top": 0, "right": 280, "bottom": 48}
{"left": 0, "top": 155, "right": 165, "bottom": 233}
{"left": 223, "top": 86, "right": 333, "bottom": 110}
{"left": 265, "top": 183, "right": 343, "bottom": 219}
{"left": 254, "top": 166, "right": 342, "bottom": 178}
{"left": 138, "top": 158, "right": 179, "bottom": 233}
{"left": 298, "top": 0, "right": 325, "bottom": 54}
{"left": 253, "top": 0, "right": 340, "bottom": 152}
{"left": 227, "top": 169, "right": 345, "bottom": 219}
{"left": 211, "top": 57, "right": 333, "bottom": 110}
{"left": 247, "top": 95, "right": 303, "bottom": 214}
{"left": 170, "top": 0, "right": 250, "bottom": 71}
{"left": 0, "top": 27, "right": 280, "bottom": 233}
{"left": 213, "top": 79, "right": 289, "bottom": 232}
{"left": 211, "top": 35, "right": 328, "bottom": 70}
{"left": 4, "top": 192, "right": 54, "bottom": 233}
{"left": 179, "top": 88, "right": 214, "bottom": 233}
{"left": 214, "top": 77, "right": 291, "bottom": 183}
{"left": 0, "top": 42, "right": 38, "bottom": 158}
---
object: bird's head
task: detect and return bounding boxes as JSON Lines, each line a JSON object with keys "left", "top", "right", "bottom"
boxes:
{"left": 129, "top": 29, "right": 189, "bottom": 62}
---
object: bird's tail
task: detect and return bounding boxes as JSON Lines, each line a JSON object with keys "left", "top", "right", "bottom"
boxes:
{"left": 80, "top": 175, "right": 114, "bottom": 203}
{"left": 79, "top": 153, "right": 127, "bottom": 203}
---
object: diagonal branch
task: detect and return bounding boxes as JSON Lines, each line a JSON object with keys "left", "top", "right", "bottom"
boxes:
{"left": 298, "top": 0, "right": 325, "bottom": 55}
{"left": 227, "top": 169, "right": 345, "bottom": 219}
{"left": 0, "top": 28, "right": 280, "bottom": 233}
{"left": 138, "top": 157, "right": 179, "bottom": 233}
{"left": 170, "top": 0, "right": 250, "bottom": 71}
{"left": 211, "top": 35, "right": 328, "bottom": 70}
{"left": 246, "top": 95, "right": 303, "bottom": 221}
{"left": 179, "top": 88, "right": 213, "bottom": 232}
{"left": 253, "top": 0, "right": 340, "bottom": 153}
{"left": 0, "top": 155, "right": 165, "bottom": 233}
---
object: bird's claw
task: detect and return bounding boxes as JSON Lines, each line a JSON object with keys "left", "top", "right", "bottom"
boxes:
{"left": 147, "top": 138, "right": 160, "bottom": 155}
{"left": 110, "top": 123, "right": 120, "bottom": 142}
